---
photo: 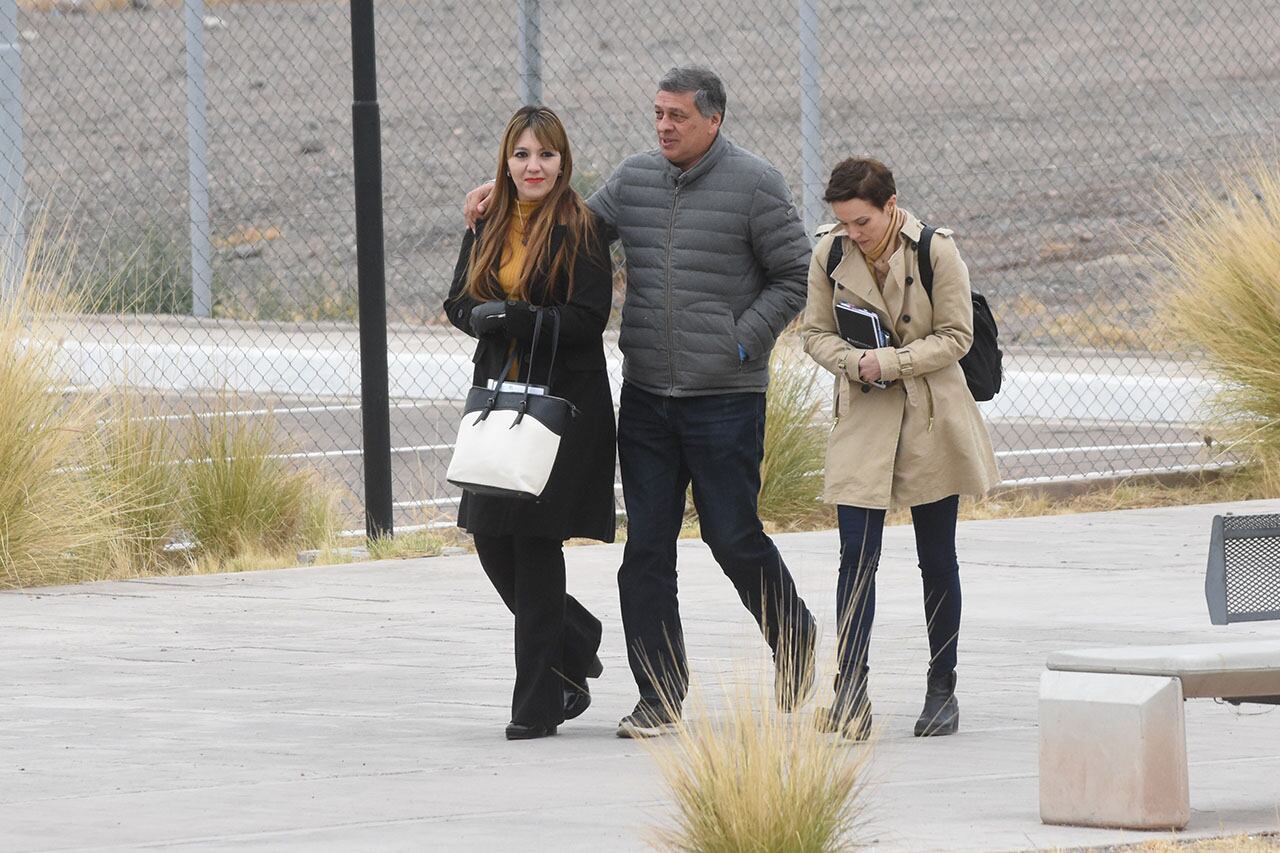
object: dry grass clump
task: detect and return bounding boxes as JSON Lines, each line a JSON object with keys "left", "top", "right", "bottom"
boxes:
{"left": 183, "top": 406, "right": 339, "bottom": 565}
{"left": 0, "top": 249, "right": 116, "bottom": 587}
{"left": 90, "top": 395, "right": 186, "bottom": 575}
{"left": 758, "top": 343, "right": 827, "bottom": 528}
{"left": 644, "top": 631, "right": 870, "bottom": 853}
{"left": 1156, "top": 162, "right": 1280, "bottom": 492}
{"left": 0, "top": 228, "right": 342, "bottom": 586}
{"left": 367, "top": 528, "right": 446, "bottom": 560}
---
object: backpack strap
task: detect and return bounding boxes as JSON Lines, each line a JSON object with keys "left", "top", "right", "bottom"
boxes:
{"left": 917, "top": 224, "right": 936, "bottom": 302}
{"left": 825, "top": 236, "right": 844, "bottom": 282}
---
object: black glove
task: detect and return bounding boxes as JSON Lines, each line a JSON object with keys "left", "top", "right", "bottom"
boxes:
{"left": 501, "top": 300, "right": 539, "bottom": 342}
{"left": 469, "top": 301, "right": 508, "bottom": 338}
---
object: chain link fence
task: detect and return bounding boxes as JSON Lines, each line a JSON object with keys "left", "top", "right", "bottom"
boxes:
{"left": 7, "top": 0, "right": 1278, "bottom": 531}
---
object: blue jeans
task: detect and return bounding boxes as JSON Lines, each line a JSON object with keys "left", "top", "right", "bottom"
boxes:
{"left": 617, "top": 383, "right": 815, "bottom": 707}
{"left": 835, "top": 495, "right": 961, "bottom": 702}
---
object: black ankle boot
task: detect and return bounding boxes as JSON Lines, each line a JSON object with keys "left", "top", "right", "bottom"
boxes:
{"left": 817, "top": 669, "right": 872, "bottom": 741}
{"left": 914, "top": 670, "right": 958, "bottom": 737}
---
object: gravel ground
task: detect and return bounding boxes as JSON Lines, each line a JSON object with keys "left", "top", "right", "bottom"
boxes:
{"left": 16, "top": 0, "right": 1280, "bottom": 341}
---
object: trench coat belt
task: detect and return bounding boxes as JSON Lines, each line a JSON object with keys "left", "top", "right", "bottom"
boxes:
{"left": 897, "top": 349, "right": 921, "bottom": 407}
{"left": 902, "top": 375, "right": 921, "bottom": 407}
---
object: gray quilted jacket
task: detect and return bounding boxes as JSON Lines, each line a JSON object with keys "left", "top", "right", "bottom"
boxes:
{"left": 588, "top": 133, "right": 810, "bottom": 396}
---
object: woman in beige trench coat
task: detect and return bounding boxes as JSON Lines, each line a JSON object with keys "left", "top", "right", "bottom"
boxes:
{"left": 801, "top": 157, "right": 999, "bottom": 740}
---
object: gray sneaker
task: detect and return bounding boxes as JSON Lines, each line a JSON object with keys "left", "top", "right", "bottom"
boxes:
{"left": 616, "top": 701, "right": 679, "bottom": 739}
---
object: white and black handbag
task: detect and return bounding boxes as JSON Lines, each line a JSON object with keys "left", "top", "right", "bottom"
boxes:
{"left": 446, "top": 308, "right": 576, "bottom": 499}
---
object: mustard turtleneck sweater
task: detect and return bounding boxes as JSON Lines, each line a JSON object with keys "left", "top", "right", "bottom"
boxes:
{"left": 496, "top": 198, "right": 543, "bottom": 378}
{"left": 497, "top": 198, "right": 542, "bottom": 298}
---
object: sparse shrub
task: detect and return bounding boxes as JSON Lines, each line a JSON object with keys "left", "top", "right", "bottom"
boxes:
{"left": 0, "top": 225, "right": 347, "bottom": 584}
{"left": 183, "top": 405, "right": 339, "bottom": 564}
{"left": 0, "top": 242, "right": 118, "bottom": 587}
{"left": 758, "top": 343, "right": 828, "bottom": 527}
{"left": 1157, "top": 162, "right": 1280, "bottom": 491}
{"left": 215, "top": 273, "right": 359, "bottom": 324}
{"left": 89, "top": 396, "right": 186, "bottom": 575}
{"left": 644, "top": 627, "right": 870, "bottom": 853}
{"left": 79, "top": 223, "right": 196, "bottom": 316}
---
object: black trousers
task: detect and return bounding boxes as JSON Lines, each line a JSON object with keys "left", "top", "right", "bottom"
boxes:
{"left": 616, "top": 384, "right": 816, "bottom": 708}
{"left": 835, "top": 495, "right": 962, "bottom": 703}
{"left": 473, "top": 533, "right": 603, "bottom": 727}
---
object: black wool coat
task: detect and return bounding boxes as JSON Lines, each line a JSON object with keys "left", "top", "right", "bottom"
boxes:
{"left": 443, "top": 219, "right": 617, "bottom": 543}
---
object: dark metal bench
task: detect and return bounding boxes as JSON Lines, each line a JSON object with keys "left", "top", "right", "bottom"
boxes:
{"left": 1207, "top": 512, "right": 1280, "bottom": 625}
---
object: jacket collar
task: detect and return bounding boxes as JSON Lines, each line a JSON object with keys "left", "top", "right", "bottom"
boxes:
{"left": 898, "top": 209, "right": 924, "bottom": 246}
{"left": 665, "top": 131, "right": 731, "bottom": 186}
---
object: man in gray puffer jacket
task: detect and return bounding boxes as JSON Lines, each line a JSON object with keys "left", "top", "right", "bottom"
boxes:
{"left": 468, "top": 67, "right": 816, "bottom": 738}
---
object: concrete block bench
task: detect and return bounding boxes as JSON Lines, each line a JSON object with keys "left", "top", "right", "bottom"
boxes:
{"left": 1038, "top": 639, "right": 1280, "bottom": 830}
{"left": 1039, "top": 513, "right": 1280, "bottom": 830}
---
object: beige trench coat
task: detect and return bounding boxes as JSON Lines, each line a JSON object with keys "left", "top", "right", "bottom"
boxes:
{"left": 801, "top": 210, "right": 999, "bottom": 510}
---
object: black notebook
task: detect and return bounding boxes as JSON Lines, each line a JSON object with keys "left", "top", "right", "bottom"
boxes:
{"left": 834, "top": 301, "right": 890, "bottom": 350}
{"left": 834, "top": 302, "right": 890, "bottom": 388}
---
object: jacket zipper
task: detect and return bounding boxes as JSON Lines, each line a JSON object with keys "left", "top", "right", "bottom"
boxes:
{"left": 665, "top": 178, "right": 682, "bottom": 392}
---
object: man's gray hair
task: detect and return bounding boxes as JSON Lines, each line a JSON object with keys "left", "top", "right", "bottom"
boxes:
{"left": 658, "top": 66, "right": 727, "bottom": 120}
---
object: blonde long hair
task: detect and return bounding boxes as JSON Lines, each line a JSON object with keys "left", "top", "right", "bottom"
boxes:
{"left": 466, "top": 106, "right": 596, "bottom": 303}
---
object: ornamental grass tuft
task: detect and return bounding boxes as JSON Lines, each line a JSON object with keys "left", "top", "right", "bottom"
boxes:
{"left": 758, "top": 343, "right": 828, "bottom": 528}
{"left": 183, "top": 402, "right": 340, "bottom": 565}
{"left": 1157, "top": 162, "right": 1280, "bottom": 492}
{"left": 0, "top": 242, "right": 117, "bottom": 588}
{"left": 90, "top": 395, "right": 187, "bottom": 576}
{"left": 643, "top": 624, "right": 872, "bottom": 853}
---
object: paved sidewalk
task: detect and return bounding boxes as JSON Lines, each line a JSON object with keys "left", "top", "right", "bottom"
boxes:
{"left": 4, "top": 500, "right": 1280, "bottom": 852}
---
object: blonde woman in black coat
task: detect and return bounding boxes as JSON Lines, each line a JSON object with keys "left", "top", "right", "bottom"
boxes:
{"left": 443, "top": 106, "right": 616, "bottom": 740}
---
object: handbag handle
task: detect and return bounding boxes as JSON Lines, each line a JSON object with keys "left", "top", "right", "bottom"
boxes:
{"left": 510, "top": 307, "right": 562, "bottom": 426}
{"left": 475, "top": 308, "right": 564, "bottom": 427}
{"left": 520, "top": 305, "right": 561, "bottom": 385}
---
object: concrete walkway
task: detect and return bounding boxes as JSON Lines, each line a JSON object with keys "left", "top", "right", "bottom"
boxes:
{"left": 4, "top": 500, "right": 1280, "bottom": 852}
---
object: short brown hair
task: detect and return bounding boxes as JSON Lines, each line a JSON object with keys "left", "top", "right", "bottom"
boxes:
{"left": 823, "top": 157, "right": 896, "bottom": 208}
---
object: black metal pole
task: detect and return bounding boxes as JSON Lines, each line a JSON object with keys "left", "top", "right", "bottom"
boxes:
{"left": 350, "top": 0, "right": 393, "bottom": 540}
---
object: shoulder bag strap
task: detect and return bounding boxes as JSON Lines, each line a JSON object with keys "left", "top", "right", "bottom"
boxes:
{"left": 825, "top": 235, "right": 844, "bottom": 283}
{"left": 917, "top": 224, "right": 937, "bottom": 302}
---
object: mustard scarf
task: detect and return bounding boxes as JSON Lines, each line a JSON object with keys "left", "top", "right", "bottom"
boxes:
{"left": 863, "top": 205, "right": 905, "bottom": 287}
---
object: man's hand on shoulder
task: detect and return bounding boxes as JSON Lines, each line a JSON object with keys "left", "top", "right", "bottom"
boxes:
{"left": 464, "top": 181, "right": 497, "bottom": 231}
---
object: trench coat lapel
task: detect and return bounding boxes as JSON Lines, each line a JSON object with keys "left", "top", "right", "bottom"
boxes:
{"left": 831, "top": 235, "right": 889, "bottom": 317}
{"left": 882, "top": 247, "right": 907, "bottom": 335}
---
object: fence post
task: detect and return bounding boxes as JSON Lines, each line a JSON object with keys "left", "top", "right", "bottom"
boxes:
{"left": 350, "top": 0, "right": 394, "bottom": 540}
{"left": 0, "top": 0, "right": 24, "bottom": 294}
{"left": 798, "top": 0, "right": 824, "bottom": 240}
{"left": 517, "top": 0, "right": 542, "bottom": 106}
{"left": 183, "top": 0, "right": 213, "bottom": 317}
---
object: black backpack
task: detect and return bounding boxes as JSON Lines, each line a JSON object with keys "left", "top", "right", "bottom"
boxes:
{"left": 825, "top": 226, "right": 1003, "bottom": 402}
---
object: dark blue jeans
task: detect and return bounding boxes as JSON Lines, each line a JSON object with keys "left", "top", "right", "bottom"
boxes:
{"left": 835, "top": 495, "right": 961, "bottom": 702}
{"left": 617, "top": 383, "right": 815, "bottom": 708}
